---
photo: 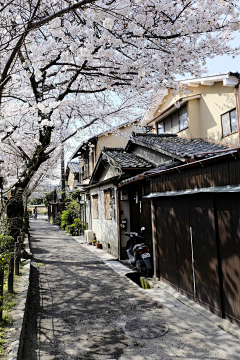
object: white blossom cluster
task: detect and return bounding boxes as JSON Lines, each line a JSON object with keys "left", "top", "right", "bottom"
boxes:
{"left": 0, "top": 0, "right": 239, "bottom": 196}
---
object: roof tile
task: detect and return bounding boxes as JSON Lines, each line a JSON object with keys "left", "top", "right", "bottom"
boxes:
{"left": 130, "top": 133, "right": 231, "bottom": 159}
{"left": 103, "top": 148, "right": 153, "bottom": 168}
{"left": 67, "top": 162, "right": 79, "bottom": 173}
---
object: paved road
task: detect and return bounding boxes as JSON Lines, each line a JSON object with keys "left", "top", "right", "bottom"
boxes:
{"left": 21, "top": 218, "right": 240, "bottom": 360}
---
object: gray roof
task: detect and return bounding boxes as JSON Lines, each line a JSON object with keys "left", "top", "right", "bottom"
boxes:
{"left": 128, "top": 133, "right": 232, "bottom": 159}
{"left": 103, "top": 148, "right": 154, "bottom": 168}
{"left": 67, "top": 162, "right": 79, "bottom": 173}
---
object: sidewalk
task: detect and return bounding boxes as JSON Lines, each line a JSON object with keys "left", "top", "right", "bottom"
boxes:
{"left": 22, "top": 218, "right": 240, "bottom": 360}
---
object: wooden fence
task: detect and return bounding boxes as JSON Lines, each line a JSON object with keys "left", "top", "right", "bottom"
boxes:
{"left": 151, "top": 156, "right": 240, "bottom": 326}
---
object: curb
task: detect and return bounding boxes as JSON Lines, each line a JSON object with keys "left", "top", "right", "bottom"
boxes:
{"left": 4, "top": 235, "right": 32, "bottom": 360}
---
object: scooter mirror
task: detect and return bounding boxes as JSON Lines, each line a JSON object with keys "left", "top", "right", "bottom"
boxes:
{"left": 141, "top": 227, "right": 145, "bottom": 231}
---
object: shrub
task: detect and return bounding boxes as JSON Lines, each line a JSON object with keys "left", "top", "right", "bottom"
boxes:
{"left": 61, "top": 209, "right": 75, "bottom": 229}
{"left": 61, "top": 197, "right": 80, "bottom": 229}
{"left": 65, "top": 219, "right": 86, "bottom": 236}
{"left": 0, "top": 235, "right": 15, "bottom": 253}
{"left": 53, "top": 214, "right": 62, "bottom": 227}
{"left": 0, "top": 235, "right": 15, "bottom": 270}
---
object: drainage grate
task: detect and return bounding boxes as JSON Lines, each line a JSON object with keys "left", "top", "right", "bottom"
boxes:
{"left": 123, "top": 316, "right": 168, "bottom": 339}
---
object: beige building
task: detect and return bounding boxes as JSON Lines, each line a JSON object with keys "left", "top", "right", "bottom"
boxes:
{"left": 65, "top": 162, "right": 80, "bottom": 191}
{"left": 70, "top": 118, "right": 145, "bottom": 185}
{"left": 141, "top": 72, "right": 240, "bottom": 147}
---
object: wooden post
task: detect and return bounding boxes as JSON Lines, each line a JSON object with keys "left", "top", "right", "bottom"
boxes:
{"left": 14, "top": 243, "right": 19, "bottom": 276}
{"left": 0, "top": 269, "right": 4, "bottom": 321}
{"left": 117, "top": 189, "right": 121, "bottom": 260}
{"left": 8, "top": 256, "right": 14, "bottom": 293}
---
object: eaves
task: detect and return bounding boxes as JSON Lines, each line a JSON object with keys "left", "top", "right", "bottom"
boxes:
{"left": 147, "top": 94, "right": 201, "bottom": 125}
{"left": 118, "top": 149, "right": 240, "bottom": 188}
{"left": 86, "top": 176, "right": 120, "bottom": 189}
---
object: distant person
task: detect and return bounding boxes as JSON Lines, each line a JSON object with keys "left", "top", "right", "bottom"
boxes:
{"left": 33, "top": 207, "right": 38, "bottom": 220}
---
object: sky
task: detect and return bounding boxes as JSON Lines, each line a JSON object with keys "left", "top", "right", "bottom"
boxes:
{"left": 200, "top": 33, "right": 240, "bottom": 75}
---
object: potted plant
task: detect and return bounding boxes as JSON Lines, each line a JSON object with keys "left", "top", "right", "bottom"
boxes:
{"left": 92, "top": 239, "right": 97, "bottom": 246}
{"left": 96, "top": 241, "right": 102, "bottom": 249}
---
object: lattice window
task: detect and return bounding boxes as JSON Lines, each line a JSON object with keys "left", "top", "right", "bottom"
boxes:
{"left": 104, "top": 190, "right": 111, "bottom": 220}
{"left": 92, "top": 195, "right": 99, "bottom": 219}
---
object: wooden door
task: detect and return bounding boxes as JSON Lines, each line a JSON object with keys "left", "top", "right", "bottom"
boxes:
{"left": 216, "top": 194, "right": 240, "bottom": 325}
{"left": 155, "top": 197, "right": 193, "bottom": 296}
{"left": 155, "top": 198, "right": 179, "bottom": 290}
{"left": 174, "top": 198, "right": 194, "bottom": 299}
{"left": 189, "top": 195, "right": 222, "bottom": 316}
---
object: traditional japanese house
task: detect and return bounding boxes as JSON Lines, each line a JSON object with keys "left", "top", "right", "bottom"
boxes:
{"left": 87, "top": 147, "right": 154, "bottom": 256}
{"left": 119, "top": 134, "right": 240, "bottom": 326}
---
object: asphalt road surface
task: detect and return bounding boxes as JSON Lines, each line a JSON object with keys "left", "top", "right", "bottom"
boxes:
{"left": 21, "top": 217, "right": 240, "bottom": 360}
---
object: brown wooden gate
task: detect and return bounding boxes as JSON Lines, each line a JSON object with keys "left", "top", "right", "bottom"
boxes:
{"left": 155, "top": 199, "right": 179, "bottom": 289}
{"left": 216, "top": 194, "right": 240, "bottom": 326}
{"left": 154, "top": 193, "right": 237, "bottom": 320}
{"left": 189, "top": 195, "right": 222, "bottom": 316}
{"left": 155, "top": 197, "right": 194, "bottom": 299}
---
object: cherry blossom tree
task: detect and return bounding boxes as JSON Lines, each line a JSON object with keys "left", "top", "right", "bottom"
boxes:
{"left": 0, "top": 0, "right": 240, "bottom": 237}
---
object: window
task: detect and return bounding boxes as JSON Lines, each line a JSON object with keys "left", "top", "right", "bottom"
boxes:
{"left": 179, "top": 105, "right": 188, "bottom": 130}
{"left": 157, "top": 105, "right": 188, "bottom": 134}
{"left": 82, "top": 158, "right": 89, "bottom": 180}
{"left": 92, "top": 195, "right": 99, "bottom": 219}
{"left": 221, "top": 108, "right": 237, "bottom": 137}
{"left": 157, "top": 122, "right": 164, "bottom": 134}
{"left": 104, "top": 190, "right": 111, "bottom": 220}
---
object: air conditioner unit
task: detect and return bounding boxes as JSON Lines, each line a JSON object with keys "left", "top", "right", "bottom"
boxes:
{"left": 84, "top": 230, "right": 95, "bottom": 243}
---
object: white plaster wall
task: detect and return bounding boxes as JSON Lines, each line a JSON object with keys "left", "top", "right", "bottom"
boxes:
{"left": 131, "top": 144, "right": 172, "bottom": 165}
{"left": 90, "top": 183, "right": 119, "bottom": 257}
{"left": 98, "top": 164, "right": 119, "bottom": 182}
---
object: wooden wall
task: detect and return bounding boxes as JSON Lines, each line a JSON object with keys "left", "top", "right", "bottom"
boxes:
{"left": 154, "top": 193, "right": 240, "bottom": 326}
{"left": 151, "top": 157, "right": 240, "bottom": 193}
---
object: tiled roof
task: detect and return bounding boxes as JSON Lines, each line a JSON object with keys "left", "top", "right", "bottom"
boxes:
{"left": 67, "top": 162, "right": 79, "bottom": 173}
{"left": 103, "top": 147, "right": 154, "bottom": 168}
{"left": 129, "top": 133, "right": 232, "bottom": 159}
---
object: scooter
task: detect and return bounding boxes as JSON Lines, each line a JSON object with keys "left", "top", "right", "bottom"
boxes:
{"left": 125, "top": 227, "right": 152, "bottom": 277}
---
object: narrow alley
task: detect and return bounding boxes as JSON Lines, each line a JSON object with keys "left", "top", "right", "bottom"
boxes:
{"left": 21, "top": 217, "right": 240, "bottom": 360}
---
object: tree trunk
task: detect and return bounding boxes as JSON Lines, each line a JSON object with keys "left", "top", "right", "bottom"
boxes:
{"left": 14, "top": 242, "right": 20, "bottom": 276}
{"left": 8, "top": 257, "right": 14, "bottom": 293}
{"left": 6, "top": 189, "right": 24, "bottom": 240}
{"left": 0, "top": 270, "right": 4, "bottom": 321}
{"left": 23, "top": 195, "right": 29, "bottom": 234}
